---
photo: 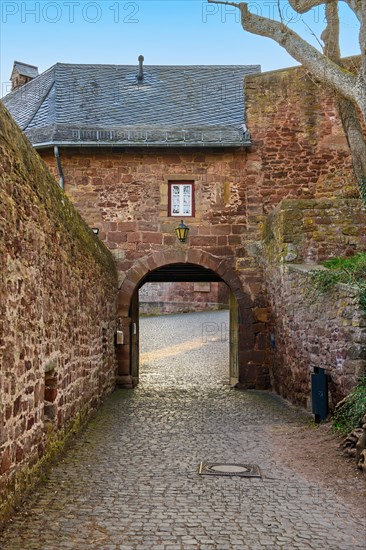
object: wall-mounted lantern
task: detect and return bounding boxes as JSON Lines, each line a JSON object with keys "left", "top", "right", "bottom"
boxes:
{"left": 116, "top": 330, "right": 124, "bottom": 345}
{"left": 175, "top": 220, "right": 189, "bottom": 243}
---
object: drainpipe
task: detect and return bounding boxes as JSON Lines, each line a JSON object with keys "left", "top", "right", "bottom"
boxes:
{"left": 54, "top": 146, "right": 64, "bottom": 190}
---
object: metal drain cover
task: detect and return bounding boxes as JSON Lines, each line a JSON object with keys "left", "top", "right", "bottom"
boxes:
{"left": 198, "top": 462, "right": 261, "bottom": 478}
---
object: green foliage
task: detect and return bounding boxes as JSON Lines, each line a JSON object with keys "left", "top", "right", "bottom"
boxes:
{"left": 323, "top": 252, "right": 366, "bottom": 272}
{"left": 310, "top": 252, "right": 366, "bottom": 310}
{"left": 332, "top": 375, "right": 366, "bottom": 435}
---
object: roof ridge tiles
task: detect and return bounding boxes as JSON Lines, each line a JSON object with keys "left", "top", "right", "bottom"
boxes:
{"left": 23, "top": 79, "right": 55, "bottom": 131}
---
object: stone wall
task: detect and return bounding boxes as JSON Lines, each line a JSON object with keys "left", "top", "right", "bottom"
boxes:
{"left": 264, "top": 198, "right": 366, "bottom": 264}
{"left": 35, "top": 62, "right": 356, "bottom": 388}
{"left": 0, "top": 103, "right": 118, "bottom": 523}
{"left": 263, "top": 198, "right": 366, "bottom": 409}
{"left": 139, "top": 282, "right": 229, "bottom": 315}
{"left": 245, "top": 61, "right": 358, "bottom": 213}
{"left": 41, "top": 147, "right": 271, "bottom": 388}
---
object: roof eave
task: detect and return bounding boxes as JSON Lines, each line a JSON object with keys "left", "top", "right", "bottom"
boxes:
{"left": 33, "top": 140, "right": 251, "bottom": 149}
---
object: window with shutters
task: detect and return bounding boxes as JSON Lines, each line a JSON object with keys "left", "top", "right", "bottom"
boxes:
{"left": 168, "top": 181, "right": 195, "bottom": 217}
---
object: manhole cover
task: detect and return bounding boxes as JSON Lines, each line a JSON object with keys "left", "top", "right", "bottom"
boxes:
{"left": 198, "top": 462, "right": 261, "bottom": 478}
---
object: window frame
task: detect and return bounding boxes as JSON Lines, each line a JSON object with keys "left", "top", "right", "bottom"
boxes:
{"left": 168, "top": 180, "right": 195, "bottom": 218}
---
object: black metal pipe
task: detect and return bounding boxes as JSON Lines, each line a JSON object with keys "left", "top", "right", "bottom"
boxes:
{"left": 54, "top": 145, "right": 64, "bottom": 190}
{"left": 137, "top": 55, "right": 144, "bottom": 81}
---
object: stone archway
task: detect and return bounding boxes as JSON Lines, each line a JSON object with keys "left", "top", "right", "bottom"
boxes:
{"left": 116, "top": 249, "right": 268, "bottom": 389}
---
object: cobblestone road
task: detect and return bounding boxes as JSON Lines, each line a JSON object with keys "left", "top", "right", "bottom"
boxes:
{"left": 1, "top": 311, "right": 365, "bottom": 549}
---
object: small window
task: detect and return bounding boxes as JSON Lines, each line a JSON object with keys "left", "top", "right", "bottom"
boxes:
{"left": 168, "top": 181, "right": 195, "bottom": 217}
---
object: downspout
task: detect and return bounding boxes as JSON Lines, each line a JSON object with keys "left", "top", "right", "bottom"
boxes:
{"left": 54, "top": 146, "right": 64, "bottom": 190}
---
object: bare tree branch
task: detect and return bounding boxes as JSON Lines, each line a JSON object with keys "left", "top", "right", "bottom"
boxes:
{"left": 207, "top": 0, "right": 365, "bottom": 121}
{"left": 207, "top": 0, "right": 240, "bottom": 7}
{"left": 321, "top": 1, "right": 340, "bottom": 58}
{"left": 289, "top": 0, "right": 334, "bottom": 14}
{"left": 277, "top": 0, "right": 284, "bottom": 25}
{"left": 303, "top": 19, "right": 324, "bottom": 50}
{"left": 289, "top": 0, "right": 362, "bottom": 21}
{"left": 343, "top": 0, "right": 364, "bottom": 23}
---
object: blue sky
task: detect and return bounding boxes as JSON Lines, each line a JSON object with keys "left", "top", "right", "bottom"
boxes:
{"left": 0, "top": 1, "right": 361, "bottom": 96}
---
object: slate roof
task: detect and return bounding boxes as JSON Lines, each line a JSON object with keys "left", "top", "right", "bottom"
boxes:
{"left": 2, "top": 62, "right": 261, "bottom": 148}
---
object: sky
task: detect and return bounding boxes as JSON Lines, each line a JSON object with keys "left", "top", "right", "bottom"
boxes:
{"left": 0, "top": 0, "right": 361, "bottom": 97}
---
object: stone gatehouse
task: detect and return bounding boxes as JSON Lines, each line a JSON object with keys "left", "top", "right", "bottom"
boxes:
{"left": 3, "top": 56, "right": 363, "bottom": 392}
{"left": 2, "top": 55, "right": 366, "bottom": 522}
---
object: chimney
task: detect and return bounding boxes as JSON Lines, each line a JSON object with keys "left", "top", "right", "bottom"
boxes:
{"left": 10, "top": 61, "right": 39, "bottom": 91}
{"left": 137, "top": 55, "right": 144, "bottom": 82}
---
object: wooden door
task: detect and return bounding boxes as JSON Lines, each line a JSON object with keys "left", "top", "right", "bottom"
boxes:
{"left": 130, "top": 289, "right": 140, "bottom": 385}
{"left": 229, "top": 289, "right": 239, "bottom": 386}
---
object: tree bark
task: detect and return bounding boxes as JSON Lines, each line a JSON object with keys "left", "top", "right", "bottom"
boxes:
{"left": 337, "top": 96, "right": 366, "bottom": 188}
{"left": 321, "top": 2, "right": 366, "bottom": 200}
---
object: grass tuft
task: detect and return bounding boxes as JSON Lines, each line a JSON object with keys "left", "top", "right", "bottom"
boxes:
{"left": 332, "top": 375, "right": 366, "bottom": 435}
{"left": 310, "top": 252, "right": 366, "bottom": 311}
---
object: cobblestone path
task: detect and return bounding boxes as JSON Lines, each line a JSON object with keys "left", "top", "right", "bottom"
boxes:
{"left": 1, "top": 311, "right": 365, "bottom": 549}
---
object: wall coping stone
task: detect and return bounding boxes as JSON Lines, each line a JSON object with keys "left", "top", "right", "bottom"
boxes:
{"left": 287, "top": 263, "right": 359, "bottom": 297}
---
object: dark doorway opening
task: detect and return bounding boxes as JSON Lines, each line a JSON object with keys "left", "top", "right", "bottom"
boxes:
{"left": 129, "top": 263, "right": 239, "bottom": 387}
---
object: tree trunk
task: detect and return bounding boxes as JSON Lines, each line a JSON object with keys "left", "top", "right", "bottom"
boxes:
{"left": 322, "top": 2, "right": 366, "bottom": 205}
{"left": 337, "top": 96, "right": 366, "bottom": 203}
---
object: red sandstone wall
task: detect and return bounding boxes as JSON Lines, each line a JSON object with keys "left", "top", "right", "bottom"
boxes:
{"left": 38, "top": 63, "right": 357, "bottom": 389}
{"left": 266, "top": 264, "right": 366, "bottom": 409}
{"left": 41, "top": 147, "right": 270, "bottom": 388}
{"left": 263, "top": 198, "right": 366, "bottom": 408}
{"left": 0, "top": 104, "right": 118, "bottom": 521}
{"left": 245, "top": 65, "right": 358, "bottom": 213}
{"left": 40, "top": 65, "right": 357, "bottom": 278}
{"left": 263, "top": 198, "right": 366, "bottom": 263}
{"left": 139, "top": 282, "right": 229, "bottom": 315}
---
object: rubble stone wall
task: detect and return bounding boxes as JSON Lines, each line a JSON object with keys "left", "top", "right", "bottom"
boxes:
{"left": 139, "top": 282, "right": 229, "bottom": 315}
{"left": 0, "top": 103, "right": 118, "bottom": 523}
{"left": 245, "top": 61, "right": 358, "bottom": 213}
{"left": 263, "top": 198, "right": 366, "bottom": 409}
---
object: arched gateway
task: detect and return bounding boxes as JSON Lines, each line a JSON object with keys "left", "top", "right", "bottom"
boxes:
{"left": 116, "top": 250, "right": 269, "bottom": 390}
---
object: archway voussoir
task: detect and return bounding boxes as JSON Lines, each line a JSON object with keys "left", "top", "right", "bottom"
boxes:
{"left": 163, "top": 249, "right": 186, "bottom": 265}
{"left": 186, "top": 248, "right": 204, "bottom": 265}
{"left": 227, "top": 277, "right": 243, "bottom": 294}
{"left": 117, "top": 304, "right": 130, "bottom": 317}
{"left": 130, "top": 261, "right": 148, "bottom": 283}
{"left": 133, "top": 261, "right": 148, "bottom": 278}
{"left": 126, "top": 268, "right": 143, "bottom": 285}
{"left": 201, "top": 257, "right": 220, "bottom": 272}
{"left": 145, "top": 254, "right": 158, "bottom": 271}
{"left": 216, "top": 260, "right": 233, "bottom": 279}
{"left": 137, "top": 258, "right": 151, "bottom": 273}
{"left": 117, "top": 291, "right": 130, "bottom": 307}
{"left": 239, "top": 308, "right": 255, "bottom": 325}
{"left": 120, "top": 279, "right": 136, "bottom": 298}
{"left": 152, "top": 251, "right": 166, "bottom": 267}
{"left": 237, "top": 293, "right": 254, "bottom": 309}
